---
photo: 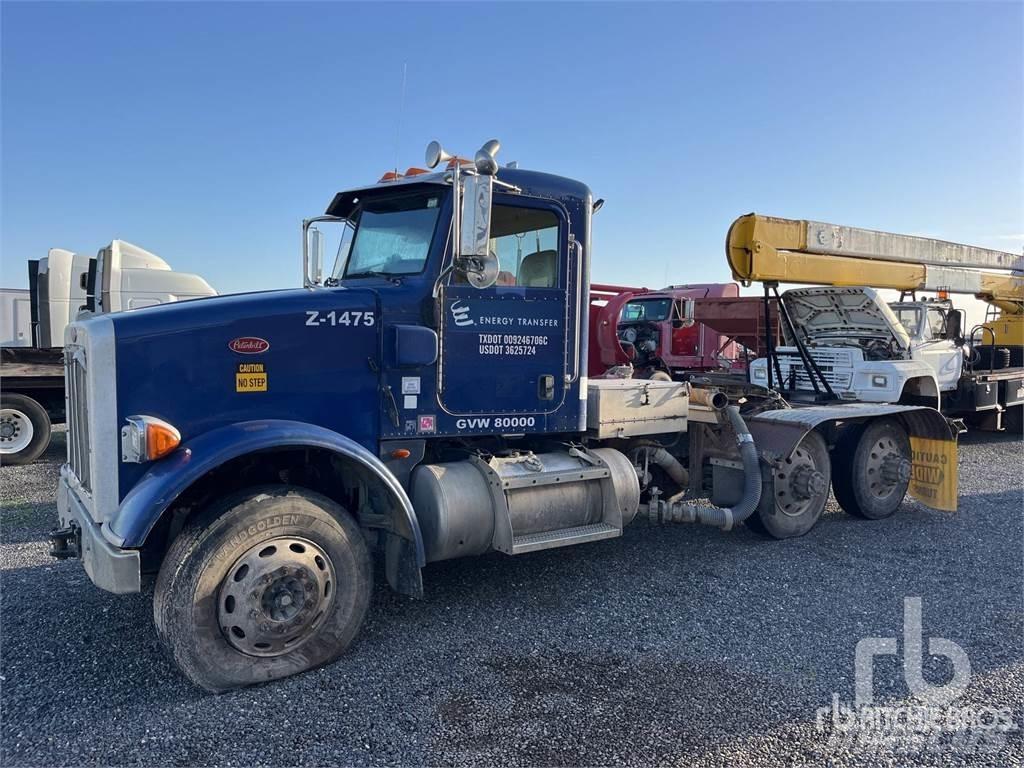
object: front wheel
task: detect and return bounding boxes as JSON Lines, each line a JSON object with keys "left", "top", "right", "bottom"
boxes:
{"left": 831, "top": 419, "right": 911, "bottom": 520}
{"left": 746, "top": 429, "right": 831, "bottom": 539}
{"left": 154, "top": 486, "right": 372, "bottom": 692}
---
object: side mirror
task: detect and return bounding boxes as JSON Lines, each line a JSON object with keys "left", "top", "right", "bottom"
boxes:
{"left": 456, "top": 174, "right": 499, "bottom": 289}
{"left": 946, "top": 309, "right": 964, "bottom": 344}
{"left": 672, "top": 298, "right": 695, "bottom": 329}
{"left": 308, "top": 226, "right": 324, "bottom": 286}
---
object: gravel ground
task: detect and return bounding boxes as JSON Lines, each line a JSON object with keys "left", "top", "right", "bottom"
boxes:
{"left": 1, "top": 428, "right": 1021, "bottom": 767}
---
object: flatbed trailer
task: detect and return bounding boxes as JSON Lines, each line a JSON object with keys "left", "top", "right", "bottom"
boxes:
{"left": 1, "top": 347, "right": 65, "bottom": 462}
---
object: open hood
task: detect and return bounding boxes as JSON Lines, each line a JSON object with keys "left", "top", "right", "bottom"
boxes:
{"left": 780, "top": 286, "right": 910, "bottom": 349}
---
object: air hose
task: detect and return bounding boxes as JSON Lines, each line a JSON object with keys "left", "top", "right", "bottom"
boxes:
{"left": 648, "top": 447, "right": 689, "bottom": 489}
{"left": 642, "top": 406, "right": 762, "bottom": 531}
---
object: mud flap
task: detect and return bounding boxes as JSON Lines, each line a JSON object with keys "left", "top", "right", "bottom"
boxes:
{"left": 746, "top": 403, "right": 958, "bottom": 513}
{"left": 385, "top": 532, "right": 424, "bottom": 598}
{"left": 899, "top": 409, "right": 959, "bottom": 512}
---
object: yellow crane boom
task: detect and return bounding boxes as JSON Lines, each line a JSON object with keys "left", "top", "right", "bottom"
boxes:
{"left": 726, "top": 214, "right": 1023, "bottom": 313}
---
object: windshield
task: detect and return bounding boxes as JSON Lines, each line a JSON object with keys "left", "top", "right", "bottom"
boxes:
{"left": 622, "top": 298, "right": 673, "bottom": 323}
{"left": 339, "top": 192, "right": 442, "bottom": 278}
{"left": 889, "top": 305, "right": 922, "bottom": 335}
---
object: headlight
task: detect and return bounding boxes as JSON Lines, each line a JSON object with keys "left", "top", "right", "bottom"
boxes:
{"left": 871, "top": 374, "right": 888, "bottom": 388}
{"left": 752, "top": 366, "right": 767, "bottom": 381}
{"left": 121, "top": 415, "right": 181, "bottom": 463}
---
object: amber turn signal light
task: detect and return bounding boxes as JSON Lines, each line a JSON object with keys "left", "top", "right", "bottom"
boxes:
{"left": 145, "top": 419, "right": 181, "bottom": 460}
{"left": 121, "top": 415, "right": 181, "bottom": 463}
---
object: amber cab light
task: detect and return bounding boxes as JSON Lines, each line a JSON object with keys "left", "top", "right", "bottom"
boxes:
{"left": 121, "top": 415, "right": 181, "bottom": 463}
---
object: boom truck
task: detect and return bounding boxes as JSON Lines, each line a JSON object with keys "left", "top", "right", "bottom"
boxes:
{"left": 1, "top": 241, "right": 216, "bottom": 464}
{"left": 728, "top": 215, "right": 1024, "bottom": 432}
{"left": 52, "top": 139, "right": 959, "bottom": 691}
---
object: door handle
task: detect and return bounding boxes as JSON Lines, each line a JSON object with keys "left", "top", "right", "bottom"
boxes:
{"left": 539, "top": 374, "right": 555, "bottom": 400}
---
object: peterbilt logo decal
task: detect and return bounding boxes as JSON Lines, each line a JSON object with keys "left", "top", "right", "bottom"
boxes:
{"left": 229, "top": 337, "right": 270, "bottom": 354}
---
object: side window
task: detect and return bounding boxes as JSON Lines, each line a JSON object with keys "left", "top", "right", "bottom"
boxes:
{"left": 489, "top": 205, "right": 560, "bottom": 288}
{"left": 927, "top": 308, "right": 947, "bottom": 339}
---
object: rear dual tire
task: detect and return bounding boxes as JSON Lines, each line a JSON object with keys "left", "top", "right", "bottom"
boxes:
{"left": 831, "top": 419, "right": 912, "bottom": 520}
{"left": 154, "top": 486, "right": 371, "bottom": 693}
{"left": 745, "top": 419, "right": 913, "bottom": 538}
{"left": 746, "top": 430, "right": 831, "bottom": 539}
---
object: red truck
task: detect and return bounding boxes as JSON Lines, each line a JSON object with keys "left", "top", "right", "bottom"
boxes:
{"left": 588, "top": 282, "right": 777, "bottom": 378}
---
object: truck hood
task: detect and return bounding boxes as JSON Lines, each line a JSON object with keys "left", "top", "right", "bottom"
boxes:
{"left": 780, "top": 286, "right": 910, "bottom": 349}
{"left": 96, "top": 286, "right": 384, "bottom": 499}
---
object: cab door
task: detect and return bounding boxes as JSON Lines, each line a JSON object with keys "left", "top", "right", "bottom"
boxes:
{"left": 439, "top": 199, "right": 572, "bottom": 423}
{"left": 912, "top": 306, "right": 963, "bottom": 391}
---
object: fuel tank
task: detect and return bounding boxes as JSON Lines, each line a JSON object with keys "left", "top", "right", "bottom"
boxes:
{"left": 411, "top": 447, "right": 640, "bottom": 562}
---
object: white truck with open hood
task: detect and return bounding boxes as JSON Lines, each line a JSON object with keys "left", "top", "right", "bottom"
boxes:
{"left": 730, "top": 215, "right": 1024, "bottom": 431}
{"left": 1, "top": 242, "right": 215, "bottom": 464}
{"left": 749, "top": 285, "right": 969, "bottom": 405}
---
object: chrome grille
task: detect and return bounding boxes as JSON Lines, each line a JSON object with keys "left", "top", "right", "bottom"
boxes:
{"left": 777, "top": 351, "right": 853, "bottom": 390}
{"left": 66, "top": 348, "right": 91, "bottom": 490}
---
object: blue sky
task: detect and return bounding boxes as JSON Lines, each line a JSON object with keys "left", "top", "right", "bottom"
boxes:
{"left": 2, "top": 2, "right": 1021, "bottom": 297}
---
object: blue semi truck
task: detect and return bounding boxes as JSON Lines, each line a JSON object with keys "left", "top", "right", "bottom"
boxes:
{"left": 51, "top": 139, "right": 959, "bottom": 691}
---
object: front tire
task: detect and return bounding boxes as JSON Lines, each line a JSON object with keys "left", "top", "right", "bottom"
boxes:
{"left": 0, "top": 394, "right": 51, "bottom": 466}
{"left": 154, "top": 486, "right": 371, "bottom": 692}
{"left": 831, "top": 419, "right": 911, "bottom": 520}
{"left": 746, "top": 429, "right": 831, "bottom": 539}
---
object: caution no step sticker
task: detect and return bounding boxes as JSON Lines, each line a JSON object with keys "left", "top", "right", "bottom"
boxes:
{"left": 236, "top": 362, "right": 268, "bottom": 392}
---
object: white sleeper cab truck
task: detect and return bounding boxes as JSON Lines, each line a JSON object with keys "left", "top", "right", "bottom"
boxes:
{"left": 1, "top": 241, "right": 215, "bottom": 464}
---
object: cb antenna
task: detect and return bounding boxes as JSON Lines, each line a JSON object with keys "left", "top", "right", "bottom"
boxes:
{"left": 394, "top": 61, "right": 408, "bottom": 175}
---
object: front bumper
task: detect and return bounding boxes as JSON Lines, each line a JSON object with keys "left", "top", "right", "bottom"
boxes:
{"left": 54, "top": 475, "right": 141, "bottom": 594}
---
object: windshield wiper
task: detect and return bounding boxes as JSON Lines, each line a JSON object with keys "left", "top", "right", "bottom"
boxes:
{"left": 344, "top": 270, "right": 410, "bottom": 283}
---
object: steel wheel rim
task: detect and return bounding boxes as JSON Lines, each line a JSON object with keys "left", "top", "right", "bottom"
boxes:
{"left": 0, "top": 408, "right": 34, "bottom": 454}
{"left": 218, "top": 536, "right": 337, "bottom": 657}
{"left": 773, "top": 444, "right": 827, "bottom": 518}
{"left": 864, "top": 435, "right": 909, "bottom": 503}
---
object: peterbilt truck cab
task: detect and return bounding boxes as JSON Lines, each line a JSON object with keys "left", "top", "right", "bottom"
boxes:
{"left": 53, "top": 140, "right": 958, "bottom": 691}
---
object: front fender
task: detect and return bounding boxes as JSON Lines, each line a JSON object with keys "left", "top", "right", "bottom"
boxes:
{"left": 109, "top": 419, "right": 425, "bottom": 566}
{"left": 851, "top": 361, "right": 939, "bottom": 405}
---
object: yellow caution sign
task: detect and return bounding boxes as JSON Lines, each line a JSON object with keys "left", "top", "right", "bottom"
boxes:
{"left": 907, "top": 436, "right": 958, "bottom": 511}
{"left": 236, "top": 362, "right": 268, "bottom": 392}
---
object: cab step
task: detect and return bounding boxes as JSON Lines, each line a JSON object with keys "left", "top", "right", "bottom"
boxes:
{"left": 511, "top": 522, "right": 620, "bottom": 555}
